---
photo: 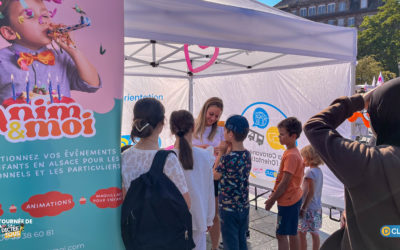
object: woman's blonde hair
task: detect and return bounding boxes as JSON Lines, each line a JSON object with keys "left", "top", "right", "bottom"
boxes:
{"left": 301, "top": 145, "right": 324, "bottom": 166}
{"left": 194, "top": 97, "right": 223, "bottom": 142}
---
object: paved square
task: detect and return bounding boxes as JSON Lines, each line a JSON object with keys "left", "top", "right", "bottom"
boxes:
{"left": 206, "top": 195, "right": 341, "bottom": 249}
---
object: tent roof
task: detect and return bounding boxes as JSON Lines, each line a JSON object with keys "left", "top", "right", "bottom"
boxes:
{"left": 124, "top": 0, "right": 357, "bottom": 78}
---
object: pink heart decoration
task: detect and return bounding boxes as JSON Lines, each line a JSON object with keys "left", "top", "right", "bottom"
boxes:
{"left": 184, "top": 44, "right": 219, "bottom": 73}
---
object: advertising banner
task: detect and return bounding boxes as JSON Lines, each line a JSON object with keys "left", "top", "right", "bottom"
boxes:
{"left": 121, "top": 76, "right": 189, "bottom": 148}
{"left": 0, "top": 0, "right": 124, "bottom": 249}
{"left": 194, "top": 63, "right": 352, "bottom": 209}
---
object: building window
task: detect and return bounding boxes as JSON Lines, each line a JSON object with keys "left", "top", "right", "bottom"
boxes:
{"left": 308, "top": 6, "right": 316, "bottom": 16}
{"left": 361, "top": 0, "right": 368, "bottom": 8}
{"left": 348, "top": 17, "right": 355, "bottom": 26}
{"left": 339, "top": 2, "right": 346, "bottom": 12}
{"left": 291, "top": 10, "right": 297, "bottom": 15}
{"left": 300, "top": 8, "right": 307, "bottom": 17}
{"left": 327, "top": 3, "right": 336, "bottom": 14}
{"left": 328, "top": 19, "right": 335, "bottom": 25}
{"left": 338, "top": 18, "right": 345, "bottom": 26}
{"left": 318, "top": 5, "right": 326, "bottom": 15}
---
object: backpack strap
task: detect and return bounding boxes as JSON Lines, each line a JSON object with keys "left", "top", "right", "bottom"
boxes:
{"left": 148, "top": 150, "right": 176, "bottom": 177}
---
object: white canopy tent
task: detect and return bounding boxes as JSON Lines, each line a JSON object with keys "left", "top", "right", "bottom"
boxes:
{"left": 122, "top": 0, "right": 357, "bottom": 211}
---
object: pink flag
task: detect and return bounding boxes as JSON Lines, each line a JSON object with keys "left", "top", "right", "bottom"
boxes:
{"left": 377, "top": 72, "right": 384, "bottom": 86}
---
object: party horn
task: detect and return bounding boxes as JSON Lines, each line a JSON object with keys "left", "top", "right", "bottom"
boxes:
{"left": 49, "top": 16, "right": 91, "bottom": 34}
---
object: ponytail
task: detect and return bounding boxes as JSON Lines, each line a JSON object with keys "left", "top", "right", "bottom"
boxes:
{"left": 170, "top": 110, "right": 194, "bottom": 170}
{"left": 177, "top": 132, "right": 193, "bottom": 170}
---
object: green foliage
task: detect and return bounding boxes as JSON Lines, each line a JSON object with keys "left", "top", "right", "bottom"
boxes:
{"left": 356, "top": 56, "right": 382, "bottom": 85}
{"left": 382, "top": 70, "right": 397, "bottom": 81}
{"left": 356, "top": 56, "right": 396, "bottom": 85}
{"left": 358, "top": 0, "right": 400, "bottom": 75}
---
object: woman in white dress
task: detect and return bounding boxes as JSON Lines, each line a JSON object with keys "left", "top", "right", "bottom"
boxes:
{"left": 121, "top": 98, "right": 190, "bottom": 208}
{"left": 170, "top": 110, "right": 215, "bottom": 250}
{"left": 192, "top": 97, "right": 224, "bottom": 250}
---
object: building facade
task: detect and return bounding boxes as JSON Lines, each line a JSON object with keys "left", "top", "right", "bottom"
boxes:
{"left": 275, "top": 0, "right": 383, "bottom": 28}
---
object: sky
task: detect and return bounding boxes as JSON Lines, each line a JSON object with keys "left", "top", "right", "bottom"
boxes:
{"left": 257, "top": 0, "right": 281, "bottom": 7}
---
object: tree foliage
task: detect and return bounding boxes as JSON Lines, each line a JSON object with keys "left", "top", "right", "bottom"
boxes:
{"left": 358, "top": 0, "right": 400, "bottom": 76}
{"left": 356, "top": 56, "right": 396, "bottom": 85}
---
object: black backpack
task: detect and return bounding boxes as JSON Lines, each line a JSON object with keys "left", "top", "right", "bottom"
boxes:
{"left": 121, "top": 150, "right": 195, "bottom": 250}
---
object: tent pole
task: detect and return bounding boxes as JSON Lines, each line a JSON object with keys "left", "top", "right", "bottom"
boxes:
{"left": 189, "top": 76, "right": 193, "bottom": 113}
{"left": 350, "top": 62, "right": 357, "bottom": 140}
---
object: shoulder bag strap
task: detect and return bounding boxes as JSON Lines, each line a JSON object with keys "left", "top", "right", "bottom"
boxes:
{"left": 148, "top": 150, "right": 176, "bottom": 177}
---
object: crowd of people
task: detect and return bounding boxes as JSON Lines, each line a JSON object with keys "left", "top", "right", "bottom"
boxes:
{"left": 121, "top": 77, "right": 400, "bottom": 250}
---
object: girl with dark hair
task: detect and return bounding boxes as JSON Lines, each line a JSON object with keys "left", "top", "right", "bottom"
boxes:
{"left": 170, "top": 110, "right": 215, "bottom": 250}
{"left": 304, "top": 78, "right": 400, "bottom": 249}
{"left": 193, "top": 97, "right": 224, "bottom": 250}
{"left": 121, "top": 98, "right": 190, "bottom": 208}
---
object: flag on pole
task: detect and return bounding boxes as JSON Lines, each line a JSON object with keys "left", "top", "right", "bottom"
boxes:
{"left": 363, "top": 82, "right": 368, "bottom": 91}
{"left": 377, "top": 72, "right": 384, "bottom": 86}
{"left": 371, "top": 76, "right": 376, "bottom": 87}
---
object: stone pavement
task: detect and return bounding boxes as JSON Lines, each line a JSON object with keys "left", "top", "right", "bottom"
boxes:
{"left": 206, "top": 195, "right": 341, "bottom": 250}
